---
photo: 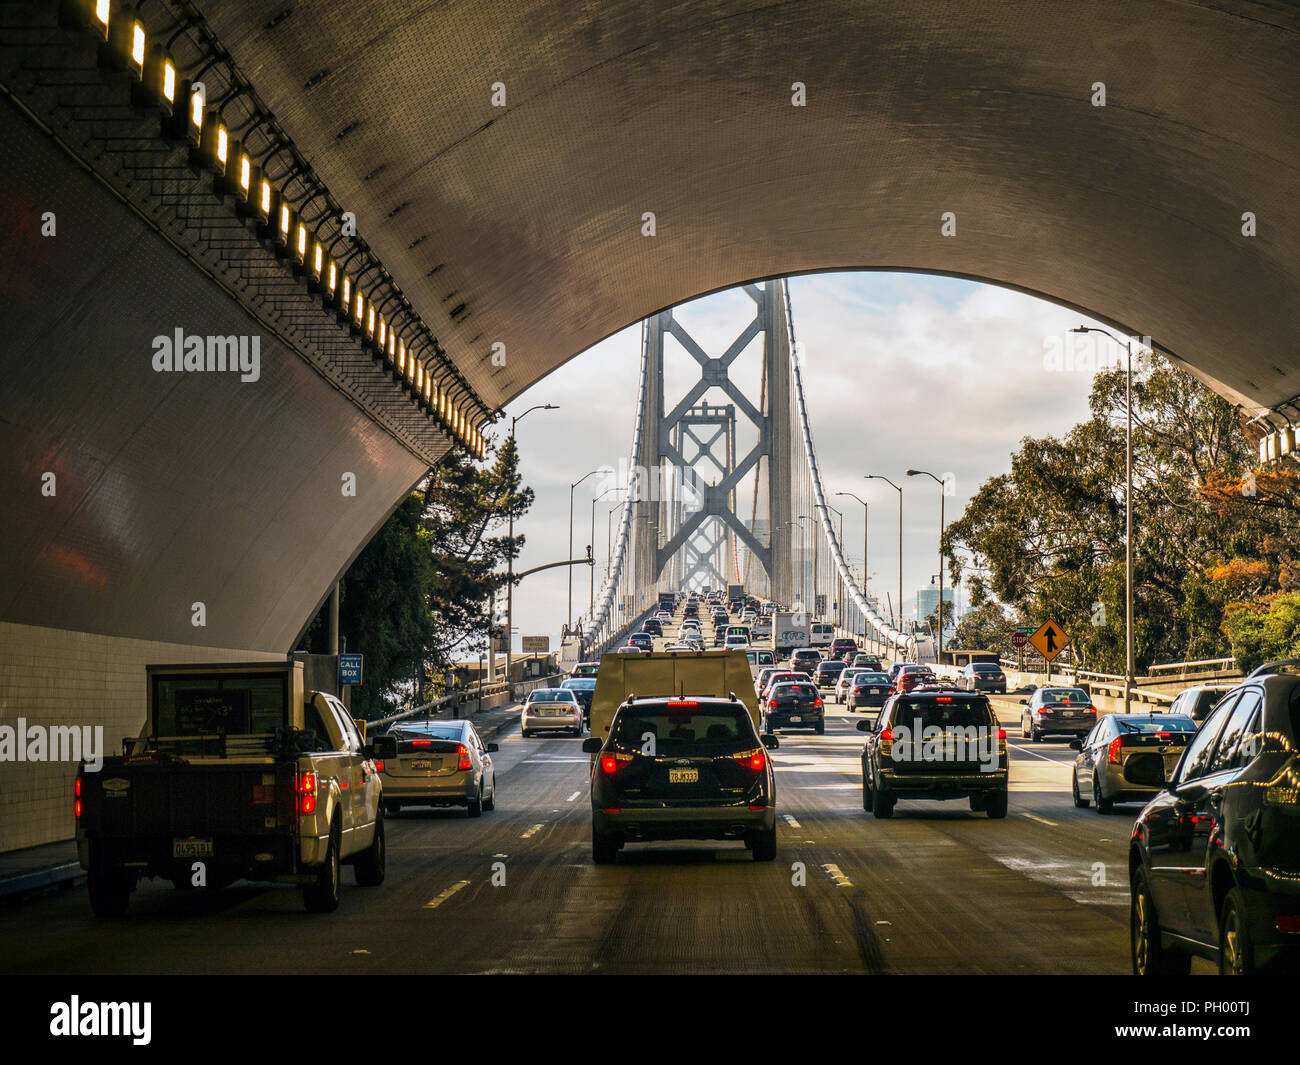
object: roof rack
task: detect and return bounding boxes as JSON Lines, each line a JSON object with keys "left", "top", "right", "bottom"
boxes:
{"left": 1247, "top": 658, "right": 1300, "bottom": 679}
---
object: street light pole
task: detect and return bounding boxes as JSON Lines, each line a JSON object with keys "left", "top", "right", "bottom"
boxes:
{"left": 504, "top": 404, "right": 558, "bottom": 683}
{"left": 568, "top": 467, "right": 601, "bottom": 632}
{"left": 906, "top": 469, "right": 946, "bottom": 663}
{"left": 865, "top": 475, "right": 903, "bottom": 646}
{"left": 590, "top": 487, "right": 619, "bottom": 617}
{"left": 1074, "top": 326, "right": 1136, "bottom": 711}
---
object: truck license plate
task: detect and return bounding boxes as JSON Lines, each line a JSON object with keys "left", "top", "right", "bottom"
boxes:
{"left": 669, "top": 768, "right": 698, "bottom": 784}
{"left": 172, "top": 838, "right": 213, "bottom": 858}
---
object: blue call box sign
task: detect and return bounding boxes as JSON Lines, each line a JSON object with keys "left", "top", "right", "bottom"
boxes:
{"left": 339, "top": 654, "right": 364, "bottom": 686}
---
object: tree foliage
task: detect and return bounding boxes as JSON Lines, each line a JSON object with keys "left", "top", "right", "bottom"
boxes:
{"left": 943, "top": 353, "right": 1300, "bottom": 673}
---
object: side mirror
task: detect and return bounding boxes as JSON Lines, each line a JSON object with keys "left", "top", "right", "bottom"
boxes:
{"left": 353, "top": 718, "right": 368, "bottom": 741}
{"left": 368, "top": 735, "right": 397, "bottom": 761}
{"left": 761, "top": 733, "right": 779, "bottom": 750}
{"left": 1068, "top": 738, "right": 1082, "bottom": 751}
{"left": 485, "top": 742, "right": 499, "bottom": 753}
{"left": 856, "top": 720, "right": 872, "bottom": 732}
{"left": 581, "top": 738, "right": 603, "bottom": 754}
{"left": 1019, "top": 699, "right": 1029, "bottom": 705}
{"left": 1125, "top": 752, "right": 1166, "bottom": 789}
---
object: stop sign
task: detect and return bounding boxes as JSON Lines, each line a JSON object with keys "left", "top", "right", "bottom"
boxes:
{"left": 1011, "top": 632, "right": 1028, "bottom": 649}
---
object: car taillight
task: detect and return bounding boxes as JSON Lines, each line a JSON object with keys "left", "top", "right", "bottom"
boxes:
{"left": 997, "top": 729, "right": 1006, "bottom": 741}
{"left": 935, "top": 696, "right": 953, "bottom": 702}
{"left": 410, "top": 739, "right": 432, "bottom": 746}
{"left": 458, "top": 743, "right": 472, "bottom": 771}
{"left": 879, "top": 728, "right": 893, "bottom": 742}
{"left": 600, "top": 752, "right": 634, "bottom": 775}
{"left": 1275, "top": 915, "right": 1300, "bottom": 934}
{"left": 297, "top": 771, "right": 317, "bottom": 814}
{"left": 1107, "top": 737, "right": 1124, "bottom": 764}
{"left": 1086, "top": 706, "right": 1097, "bottom": 714}
{"left": 665, "top": 700, "right": 698, "bottom": 708}
{"left": 814, "top": 698, "right": 823, "bottom": 708}
{"left": 734, "top": 747, "right": 766, "bottom": 772}
{"left": 374, "top": 760, "right": 385, "bottom": 772}
{"left": 74, "top": 776, "right": 82, "bottom": 819}
{"left": 769, "top": 699, "right": 777, "bottom": 709}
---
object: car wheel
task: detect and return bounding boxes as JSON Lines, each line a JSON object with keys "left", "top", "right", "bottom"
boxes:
{"left": 353, "top": 815, "right": 386, "bottom": 887}
{"left": 1131, "top": 865, "right": 1191, "bottom": 975}
{"left": 814, "top": 721, "right": 825, "bottom": 735}
{"left": 467, "top": 783, "right": 483, "bottom": 818}
{"left": 1219, "top": 888, "right": 1255, "bottom": 975}
{"left": 521, "top": 729, "right": 531, "bottom": 738}
{"left": 1072, "top": 773, "right": 1090, "bottom": 808}
{"left": 384, "top": 801, "right": 401, "bottom": 815}
{"left": 1031, "top": 727, "right": 1042, "bottom": 743}
{"left": 968, "top": 793, "right": 987, "bottom": 812}
{"left": 303, "top": 820, "right": 342, "bottom": 913}
{"left": 872, "top": 788, "right": 895, "bottom": 819}
{"left": 752, "top": 826, "right": 777, "bottom": 862}
{"left": 985, "top": 790, "right": 1008, "bottom": 819}
{"left": 592, "top": 830, "right": 619, "bottom": 865}
{"left": 1094, "top": 777, "right": 1113, "bottom": 815}
{"left": 862, "top": 769, "right": 873, "bottom": 811}
{"left": 1021, "top": 717, "right": 1030, "bottom": 739}
{"left": 483, "top": 780, "right": 495, "bottom": 811}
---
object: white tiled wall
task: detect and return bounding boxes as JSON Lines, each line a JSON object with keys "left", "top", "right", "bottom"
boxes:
{"left": 0, "top": 621, "right": 282, "bottom": 854}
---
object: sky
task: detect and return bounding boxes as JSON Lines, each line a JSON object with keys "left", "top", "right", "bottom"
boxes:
{"left": 497, "top": 271, "right": 1116, "bottom": 652}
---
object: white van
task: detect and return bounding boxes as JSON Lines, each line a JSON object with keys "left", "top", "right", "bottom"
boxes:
{"left": 810, "top": 621, "right": 834, "bottom": 648}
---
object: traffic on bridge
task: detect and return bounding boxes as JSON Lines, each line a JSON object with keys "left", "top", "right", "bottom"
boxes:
{"left": 1, "top": 0, "right": 1297, "bottom": 1046}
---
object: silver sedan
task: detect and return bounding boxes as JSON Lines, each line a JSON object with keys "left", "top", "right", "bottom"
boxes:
{"left": 522, "top": 688, "right": 585, "bottom": 737}
{"left": 381, "top": 718, "right": 497, "bottom": 817}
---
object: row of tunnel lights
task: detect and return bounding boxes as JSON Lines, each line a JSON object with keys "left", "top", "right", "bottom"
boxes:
{"left": 62, "top": 0, "right": 489, "bottom": 458}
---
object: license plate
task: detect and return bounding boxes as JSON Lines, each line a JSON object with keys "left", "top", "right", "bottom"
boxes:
{"left": 410, "top": 758, "right": 433, "bottom": 770}
{"left": 669, "top": 768, "right": 698, "bottom": 784}
{"left": 789, "top": 715, "right": 802, "bottom": 723}
{"left": 172, "top": 838, "right": 213, "bottom": 858}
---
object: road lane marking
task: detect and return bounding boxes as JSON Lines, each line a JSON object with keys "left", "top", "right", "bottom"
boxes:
{"left": 566, "top": 790, "right": 582, "bottom": 802}
{"left": 423, "top": 880, "right": 470, "bottom": 909}
{"left": 523, "top": 757, "right": 589, "bottom": 763}
{"left": 1022, "top": 812, "right": 1059, "bottom": 827}
{"left": 822, "top": 863, "right": 853, "bottom": 887}
{"left": 783, "top": 814, "right": 802, "bottom": 829}
{"left": 1008, "top": 743, "right": 1075, "bottom": 767}
{"left": 521, "top": 823, "right": 545, "bottom": 839}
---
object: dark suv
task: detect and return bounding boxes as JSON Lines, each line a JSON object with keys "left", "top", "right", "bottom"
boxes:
{"left": 584, "top": 696, "right": 778, "bottom": 863}
{"left": 858, "top": 691, "right": 1008, "bottom": 818}
{"left": 813, "top": 659, "right": 847, "bottom": 690}
{"left": 764, "top": 680, "right": 825, "bottom": 734}
{"left": 1128, "top": 661, "right": 1300, "bottom": 975}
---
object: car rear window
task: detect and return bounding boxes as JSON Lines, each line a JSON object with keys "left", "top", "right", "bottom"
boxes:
{"left": 1041, "top": 688, "right": 1088, "bottom": 703}
{"left": 530, "top": 690, "right": 575, "bottom": 703}
{"left": 891, "top": 697, "right": 993, "bottom": 727}
{"left": 774, "top": 683, "right": 818, "bottom": 698}
{"left": 1113, "top": 715, "right": 1196, "bottom": 733}
{"left": 972, "top": 663, "right": 1001, "bottom": 672}
{"left": 856, "top": 673, "right": 890, "bottom": 684}
{"left": 563, "top": 679, "right": 596, "bottom": 690}
{"left": 392, "top": 725, "right": 463, "bottom": 743}
{"left": 610, "top": 703, "right": 756, "bottom": 752}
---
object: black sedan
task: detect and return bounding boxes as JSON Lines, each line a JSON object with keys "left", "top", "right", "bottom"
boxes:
{"left": 1128, "top": 662, "right": 1300, "bottom": 974}
{"left": 960, "top": 661, "right": 1007, "bottom": 694}
{"left": 763, "top": 680, "right": 825, "bottom": 734}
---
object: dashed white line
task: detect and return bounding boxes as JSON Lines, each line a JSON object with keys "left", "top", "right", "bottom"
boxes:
{"left": 1007, "top": 742, "right": 1075, "bottom": 768}
{"left": 521, "top": 823, "right": 545, "bottom": 839}
{"left": 783, "top": 814, "right": 802, "bottom": 829}
{"left": 423, "top": 880, "right": 470, "bottom": 909}
{"left": 1022, "top": 812, "right": 1059, "bottom": 827}
{"left": 566, "top": 790, "right": 582, "bottom": 802}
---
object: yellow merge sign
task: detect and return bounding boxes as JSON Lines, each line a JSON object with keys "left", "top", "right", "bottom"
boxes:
{"left": 1029, "top": 620, "right": 1070, "bottom": 662}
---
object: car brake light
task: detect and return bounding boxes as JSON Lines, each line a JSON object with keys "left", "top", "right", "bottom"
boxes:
{"left": 457, "top": 743, "right": 472, "bottom": 771}
{"left": 997, "top": 729, "right": 1006, "bottom": 741}
{"left": 935, "top": 696, "right": 953, "bottom": 702}
{"left": 1086, "top": 706, "right": 1097, "bottom": 714}
{"left": 1108, "top": 737, "right": 1124, "bottom": 764}
{"left": 814, "top": 698, "right": 823, "bottom": 708}
{"left": 733, "top": 747, "right": 766, "bottom": 772}
{"left": 297, "top": 771, "right": 317, "bottom": 815}
{"left": 769, "top": 699, "right": 777, "bottom": 709}
{"left": 600, "top": 752, "right": 634, "bottom": 775}
{"left": 1155, "top": 732, "right": 1171, "bottom": 740}
{"left": 665, "top": 700, "right": 698, "bottom": 708}
{"left": 374, "top": 760, "right": 385, "bottom": 772}
{"left": 409, "top": 739, "right": 432, "bottom": 746}
{"left": 1275, "top": 915, "right": 1300, "bottom": 934}
{"left": 75, "top": 777, "right": 81, "bottom": 798}
{"left": 879, "top": 728, "right": 893, "bottom": 742}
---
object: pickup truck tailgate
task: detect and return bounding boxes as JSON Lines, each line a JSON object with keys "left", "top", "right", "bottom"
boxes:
{"left": 82, "top": 762, "right": 297, "bottom": 838}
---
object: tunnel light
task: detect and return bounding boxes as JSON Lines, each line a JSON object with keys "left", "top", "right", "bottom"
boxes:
{"left": 387, "top": 332, "right": 396, "bottom": 362}
{"left": 377, "top": 318, "right": 386, "bottom": 349}
{"left": 58, "top": 0, "right": 110, "bottom": 38}
{"left": 129, "top": 20, "right": 146, "bottom": 76}
{"left": 161, "top": 56, "right": 175, "bottom": 102}
{"left": 366, "top": 305, "right": 376, "bottom": 338}
{"left": 1281, "top": 427, "right": 1296, "bottom": 456}
{"left": 258, "top": 178, "right": 273, "bottom": 220}
{"left": 335, "top": 275, "right": 352, "bottom": 322}
{"left": 352, "top": 289, "right": 365, "bottom": 334}
{"left": 294, "top": 222, "right": 308, "bottom": 263}
{"left": 397, "top": 340, "right": 405, "bottom": 370}
{"left": 326, "top": 260, "right": 338, "bottom": 296}
{"left": 238, "top": 154, "right": 252, "bottom": 195}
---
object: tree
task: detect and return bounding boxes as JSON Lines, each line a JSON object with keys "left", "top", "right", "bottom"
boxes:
{"left": 301, "top": 436, "right": 533, "bottom": 719}
{"left": 950, "top": 600, "right": 1024, "bottom": 654}
{"left": 943, "top": 352, "right": 1295, "bottom": 673}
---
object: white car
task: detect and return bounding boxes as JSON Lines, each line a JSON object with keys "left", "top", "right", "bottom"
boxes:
{"left": 521, "top": 688, "right": 585, "bottom": 737}
{"left": 834, "top": 668, "right": 870, "bottom": 704}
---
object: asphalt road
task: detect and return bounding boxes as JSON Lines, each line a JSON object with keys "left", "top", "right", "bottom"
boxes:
{"left": 0, "top": 689, "right": 1194, "bottom": 974}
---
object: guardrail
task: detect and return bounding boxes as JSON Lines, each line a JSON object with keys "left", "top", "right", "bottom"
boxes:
{"left": 1147, "top": 657, "right": 1235, "bottom": 674}
{"left": 370, "top": 681, "right": 510, "bottom": 732}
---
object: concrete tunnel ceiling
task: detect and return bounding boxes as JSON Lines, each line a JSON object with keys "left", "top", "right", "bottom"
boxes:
{"left": 197, "top": 0, "right": 1300, "bottom": 416}
{"left": 0, "top": 0, "right": 1297, "bottom": 659}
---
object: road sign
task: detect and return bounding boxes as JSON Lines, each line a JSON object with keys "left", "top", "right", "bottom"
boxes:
{"left": 1011, "top": 631, "right": 1028, "bottom": 649}
{"left": 1028, "top": 621, "right": 1069, "bottom": 662}
{"left": 338, "top": 653, "right": 363, "bottom": 686}
{"left": 521, "top": 635, "right": 549, "bottom": 653}
{"left": 1016, "top": 625, "right": 1036, "bottom": 635}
